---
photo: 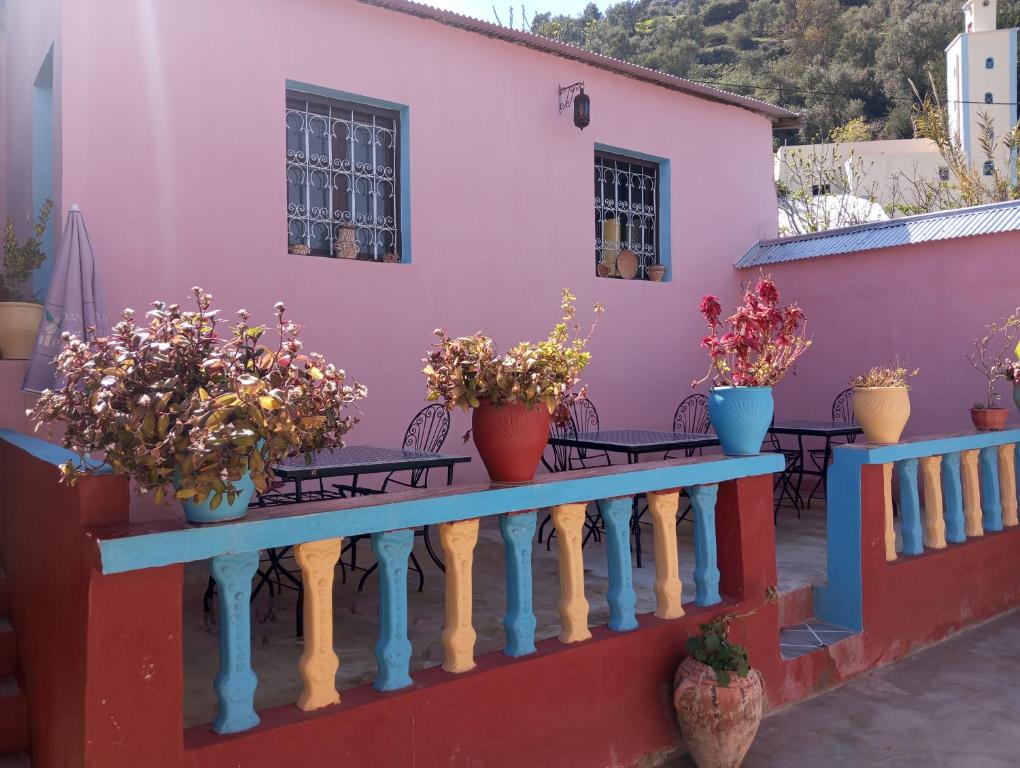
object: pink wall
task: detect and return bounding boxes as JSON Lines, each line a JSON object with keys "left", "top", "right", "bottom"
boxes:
{"left": 752, "top": 230, "right": 1020, "bottom": 435}
{"left": 1, "top": 0, "right": 62, "bottom": 234}
{"left": 33, "top": 0, "right": 776, "bottom": 493}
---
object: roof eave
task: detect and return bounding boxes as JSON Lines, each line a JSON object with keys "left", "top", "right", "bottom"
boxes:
{"left": 357, "top": 0, "right": 801, "bottom": 127}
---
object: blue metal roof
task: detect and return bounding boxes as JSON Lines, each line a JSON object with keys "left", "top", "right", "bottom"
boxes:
{"left": 736, "top": 200, "right": 1020, "bottom": 268}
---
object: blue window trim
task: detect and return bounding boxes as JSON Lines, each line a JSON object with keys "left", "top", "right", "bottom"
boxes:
{"left": 593, "top": 142, "right": 672, "bottom": 282}
{"left": 285, "top": 80, "right": 412, "bottom": 264}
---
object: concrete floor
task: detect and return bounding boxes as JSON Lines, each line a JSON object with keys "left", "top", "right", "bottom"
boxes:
{"left": 182, "top": 503, "right": 829, "bottom": 727}
{"left": 669, "top": 609, "right": 1020, "bottom": 767}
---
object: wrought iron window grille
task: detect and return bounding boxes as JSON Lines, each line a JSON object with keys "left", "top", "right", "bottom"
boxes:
{"left": 286, "top": 92, "right": 401, "bottom": 261}
{"left": 594, "top": 151, "right": 659, "bottom": 279}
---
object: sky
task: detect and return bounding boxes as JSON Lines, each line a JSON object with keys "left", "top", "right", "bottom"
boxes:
{"left": 426, "top": 0, "right": 596, "bottom": 24}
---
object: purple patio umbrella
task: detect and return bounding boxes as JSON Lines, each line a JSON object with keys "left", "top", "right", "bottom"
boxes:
{"left": 22, "top": 203, "right": 106, "bottom": 394}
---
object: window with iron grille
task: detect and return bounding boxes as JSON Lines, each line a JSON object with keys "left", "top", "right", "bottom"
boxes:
{"left": 286, "top": 91, "right": 401, "bottom": 261}
{"left": 595, "top": 151, "right": 659, "bottom": 279}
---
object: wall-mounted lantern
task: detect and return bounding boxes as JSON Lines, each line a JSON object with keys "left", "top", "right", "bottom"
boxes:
{"left": 559, "top": 81, "right": 590, "bottom": 130}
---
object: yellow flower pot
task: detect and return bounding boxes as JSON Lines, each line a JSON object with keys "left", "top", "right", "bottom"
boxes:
{"left": 853, "top": 386, "right": 910, "bottom": 444}
{"left": 0, "top": 302, "right": 43, "bottom": 359}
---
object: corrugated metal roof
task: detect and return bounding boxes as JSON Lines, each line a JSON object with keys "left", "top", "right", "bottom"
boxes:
{"left": 357, "top": 0, "right": 802, "bottom": 129}
{"left": 736, "top": 200, "right": 1020, "bottom": 268}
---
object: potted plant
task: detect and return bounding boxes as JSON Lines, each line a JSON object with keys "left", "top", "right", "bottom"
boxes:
{"left": 850, "top": 363, "right": 918, "bottom": 444}
{"left": 694, "top": 274, "right": 810, "bottom": 456}
{"left": 29, "top": 287, "right": 365, "bottom": 523}
{"left": 423, "top": 289, "right": 603, "bottom": 483}
{"left": 966, "top": 310, "right": 1020, "bottom": 431}
{"left": 673, "top": 616, "right": 765, "bottom": 768}
{"left": 0, "top": 199, "right": 54, "bottom": 359}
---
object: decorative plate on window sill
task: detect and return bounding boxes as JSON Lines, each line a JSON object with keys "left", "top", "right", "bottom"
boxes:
{"left": 616, "top": 250, "right": 639, "bottom": 279}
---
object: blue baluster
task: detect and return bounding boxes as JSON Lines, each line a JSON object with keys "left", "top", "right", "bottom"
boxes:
{"left": 689, "top": 484, "right": 721, "bottom": 606}
{"left": 372, "top": 529, "right": 414, "bottom": 691}
{"left": 599, "top": 497, "right": 638, "bottom": 632}
{"left": 979, "top": 446, "right": 1003, "bottom": 532}
{"left": 942, "top": 452, "right": 965, "bottom": 544}
{"left": 499, "top": 511, "right": 537, "bottom": 657}
{"left": 896, "top": 458, "right": 922, "bottom": 555}
{"left": 209, "top": 551, "right": 260, "bottom": 734}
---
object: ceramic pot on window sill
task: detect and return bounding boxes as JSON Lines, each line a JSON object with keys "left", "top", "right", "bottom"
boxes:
{"left": 337, "top": 225, "right": 358, "bottom": 259}
{"left": 646, "top": 265, "right": 666, "bottom": 282}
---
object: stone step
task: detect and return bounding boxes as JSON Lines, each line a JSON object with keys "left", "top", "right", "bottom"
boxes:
{"left": 779, "top": 619, "right": 857, "bottom": 661}
{"left": 778, "top": 584, "right": 815, "bottom": 627}
{"left": 0, "top": 619, "right": 16, "bottom": 677}
{"left": 0, "top": 677, "right": 28, "bottom": 756}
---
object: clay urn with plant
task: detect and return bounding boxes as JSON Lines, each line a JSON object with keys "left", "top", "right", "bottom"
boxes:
{"left": 850, "top": 363, "right": 918, "bottom": 444}
{"left": 966, "top": 309, "right": 1020, "bottom": 431}
{"left": 0, "top": 199, "right": 54, "bottom": 359}
{"left": 423, "top": 289, "right": 603, "bottom": 483}
{"left": 694, "top": 274, "right": 811, "bottom": 456}
{"left": 29, "top": 287, "right": 366, "bottom": 523}
{"left": 673, "top": 612, "right": 766, "bottom": 768}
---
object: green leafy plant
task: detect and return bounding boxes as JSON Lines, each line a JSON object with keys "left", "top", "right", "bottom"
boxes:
{"left": 29, "top": 287, "right": 366, "bottom": 509}
{"left": 850, "top": 362, "right": 919, "bottom": 389}
{"left": 2, "top": 199, "right": 54, "bottom": 303}
{"left": 685, "top": 616, "right": 751, "bottom": 687}
{"left": 966, "top": 309, "right": 1020, "bottom": 409}
{"left": 423, "top": 289, "right": 604, "bottom": 414}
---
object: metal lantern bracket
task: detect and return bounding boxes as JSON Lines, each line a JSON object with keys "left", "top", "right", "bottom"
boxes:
{"left": 559, "top": 81, "right": 585, "bottom": 112}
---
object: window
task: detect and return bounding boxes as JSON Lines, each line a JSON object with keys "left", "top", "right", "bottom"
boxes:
{"left": 594, "top": 151, "right": 659, "bottom": 279}
{"left": 983, "top": 160, "right": 995, "bottom": 176}
{"left": 986, "top": 57, "right": 995, "bottom": 69}
{"left": 939, "top": 167, "right": 950, "bottom": 181}
{"left": 810, "top": 183, "right": 832, "bottom": 196}
{"left": 985, "top": 92, "right": 994, "bottom": 104}
{"left": 286, "top": 91, "right": 401, "bottom": 261}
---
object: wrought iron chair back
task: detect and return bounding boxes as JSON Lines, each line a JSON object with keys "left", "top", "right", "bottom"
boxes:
{"left": 673, "top": 394, "right": 711, "bottom": 434}
{"left": 401, "top": 403, "right": 452, "bottom": 486}
{"left": 544, "top": 409, "right": 579, "bottom": 473}
{"left": 569, "top": 397, "right": 602, "bottom": 463}
{"left": 831, "top": 387, "right": 857, "bottom": 443}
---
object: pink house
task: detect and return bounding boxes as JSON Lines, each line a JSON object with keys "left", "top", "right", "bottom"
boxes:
{"left": 2, "top": 0, "right": 799, "bottom": 486}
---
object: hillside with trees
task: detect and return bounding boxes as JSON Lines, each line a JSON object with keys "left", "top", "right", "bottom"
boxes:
{"left": 530, "top": 0, "right": 1020, "bottom": 143}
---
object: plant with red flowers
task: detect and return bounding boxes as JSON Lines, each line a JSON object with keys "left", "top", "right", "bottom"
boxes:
{"left": 694, "top": 274, "right": 811, "bottom": 388}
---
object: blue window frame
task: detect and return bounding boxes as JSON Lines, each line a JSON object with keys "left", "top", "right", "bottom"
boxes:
{"left": 985, "top": 92, "right": 994, "bottom": 103}
{"left": 986, "top": 57, "right": 995, "bottom": 69}
{"left": 983, "top": 160, "right": 995, "bottom": 176}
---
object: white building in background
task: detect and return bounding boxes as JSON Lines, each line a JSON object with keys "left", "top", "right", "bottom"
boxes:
{"left": 776, "top": 0, "right": 1018, "bottom": 228}
{"left": 946, "top": 0, "right": 1018, "bottom": 175}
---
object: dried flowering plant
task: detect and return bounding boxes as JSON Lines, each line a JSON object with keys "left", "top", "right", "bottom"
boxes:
{"left": 850, "top": 362, "right": 919, "bottom": 389}
{"left": 966, "top": 309, "right": 1020, "bottom": 408}
{"left": 29, "top": 287, "right": 366, "bottom": 509}
{"left": 423, "top": 289, "right": 604, "bottom": 414}
{"left": 694, "top": 274, "right": 810, "bottom": 388}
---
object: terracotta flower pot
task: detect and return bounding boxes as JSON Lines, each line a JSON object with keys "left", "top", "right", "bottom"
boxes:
{"left": 0, "top": 302, "right": 44, "bottom": 360}
{"left": 471, "top": 399, "right": 550, "bottom": 484}
{"left": 853, "top": 386, "right": 910, "bottom": 444}
{"left": 673, "top": 656, "right": 764, "bottom": 768}
{"left": 646, "top": 264, "right": 666, "bottom": 282}
{"left": 337, "top": 225, "right": 358, "bottom": 259}
{"left": 970, "top": 407, "right": 1009, "bottom": 431}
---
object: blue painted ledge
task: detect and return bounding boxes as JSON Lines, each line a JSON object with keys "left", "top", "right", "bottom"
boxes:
{"left": 0, "top": 428, "right": 110, "bottom": 474}
{"left": 54, "top": 441, "right": 782, "bottom": 575}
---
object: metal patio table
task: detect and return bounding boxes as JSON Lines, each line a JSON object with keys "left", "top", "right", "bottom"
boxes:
{"left": 547, "top": 429, "right": 719, "bottom": 464}
{"left": 770, "top": 420, "right": 863, "bottom": 506}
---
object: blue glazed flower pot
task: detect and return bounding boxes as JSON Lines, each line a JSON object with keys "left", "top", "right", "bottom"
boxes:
{"left": 708, "top": 386, "right": 774, "bottom": 456}
{"left": 176, "top": 472, "right": 255, "bottom": 524}
{"left": 1014, "top": 384, "right": 1020, "bottom": 415}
